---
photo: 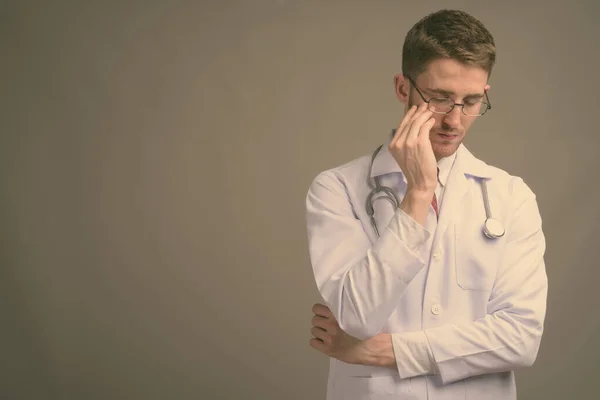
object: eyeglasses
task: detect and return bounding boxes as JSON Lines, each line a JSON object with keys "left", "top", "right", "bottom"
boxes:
{"left": 406, "top": 76, "right": 492, "bottom": 117}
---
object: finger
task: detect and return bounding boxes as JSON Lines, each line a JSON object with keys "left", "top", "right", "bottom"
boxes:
{"left": 391, "top": 103, "right": 428, "bottom": 151}
{"left": 312, "top": 315, "right": 331, "bottom": 329}
{"left": 395, "top": 104, "right": 418, "bottom": 135}
{"left": 312, "top": 315, "right": 339, "bottom": 333}
{"left": 311, "top": 326, "right": 330, "bottom": 344}
{"left": 404, "top": 102, "right": 431, "bottom": 136}
{"left": 418, "top": 117, "right": 436, "bottom": 139}
{"left": 391, "top": 102, "right": 428, "bottom": 148}
{"left": 417, "top": 118, "right": 436, "bottom": 148}
{"left": 390, "top": 105, "right": 418, "bottom": 147}
{"left": 309, "top": 337, "right": 330, "bottom": 355}
{"left": 405, "top": 107, "right": 434, "bottom": 144}
{"left": 312, "top": 303, "right": 334, "bottom": 319}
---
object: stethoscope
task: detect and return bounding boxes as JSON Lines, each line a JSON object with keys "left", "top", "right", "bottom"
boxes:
{"left": 366, "top": 144, "right": 505, "bottom": 240}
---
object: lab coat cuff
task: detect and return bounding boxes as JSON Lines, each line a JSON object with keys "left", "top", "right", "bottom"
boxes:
{"left": 373, "top": 209, "right": 430, "bottom": 283}
{"left": 388, "top": 209, "right": 430, "bottom": 252}
{"left": 391, "top": 331, "right": 435, "bottom": 379}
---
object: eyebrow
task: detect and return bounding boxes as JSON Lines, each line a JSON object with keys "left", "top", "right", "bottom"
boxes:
{"left": 425, "top": 87, "right": 485, "bottom": 99}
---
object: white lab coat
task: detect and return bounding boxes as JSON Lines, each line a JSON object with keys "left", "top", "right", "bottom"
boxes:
{"left": 305, "top": 142, "right": 547, "bottom": 400}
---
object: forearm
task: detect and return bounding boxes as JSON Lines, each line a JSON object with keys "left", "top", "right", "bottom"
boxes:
{"left": 325, "top": 214, "right": 428, "bottom": 339}
{"left": 361, "top": 313, "right": 543, "bottom": 383}
{"left": 309, "top": 203, "right": 431, "bottom": 339}
{"left": 382, "top": 306, "right": 544, "bottom": 384}
{"left": 423, "top": 309, "right": 544, "bottom": 383}
{"left": 356, "top": 333, "right": 396, "bottom": 369}
{"left": 307, "top": 174, "right": 435, "bottom": 340}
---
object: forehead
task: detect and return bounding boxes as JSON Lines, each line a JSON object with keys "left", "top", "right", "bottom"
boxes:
{"left": 417, "top": 58, "right": 489, "bottom": 93}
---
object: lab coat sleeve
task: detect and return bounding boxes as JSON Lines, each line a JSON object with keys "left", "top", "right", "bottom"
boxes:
{"left": 306, "top": 170, "right": 431, "bottom": 340}
{"left": 391, "top": 331, "right": 435, "bottom": 378}
{"left": 393, "top": 179, "right": 548, "bottom": 384}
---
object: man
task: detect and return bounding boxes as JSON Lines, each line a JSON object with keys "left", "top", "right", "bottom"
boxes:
{"left": 305, "top": 9, "right": 547, "bottom": 400}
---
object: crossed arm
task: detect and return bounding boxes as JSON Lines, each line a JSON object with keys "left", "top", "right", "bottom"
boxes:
{"left": 307, "top": 172, "right": 548, "bottom": 383}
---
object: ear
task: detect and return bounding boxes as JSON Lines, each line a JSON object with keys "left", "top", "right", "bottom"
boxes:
{"left": 394, "top": 74, "right": 410, "bottom": 104}
{"left": 484, "top": 84, "right": 491, "bottom": 92}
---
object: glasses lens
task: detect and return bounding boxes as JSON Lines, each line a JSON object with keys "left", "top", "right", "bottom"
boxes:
{"left": 463, "top": 101, "right": 490, "bottom": 116}
{"left": 429, "top": 99, "right": 453, "bottom": 113}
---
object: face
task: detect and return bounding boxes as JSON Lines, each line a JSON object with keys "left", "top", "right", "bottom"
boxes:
{"left": 394, "top": 59, "right": 490, "bottom": 160}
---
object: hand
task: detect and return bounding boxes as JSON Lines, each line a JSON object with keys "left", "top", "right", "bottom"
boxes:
{"left": 310, "top": 303, "right": 363, "bottom": 364}
{"left": 309, "top": 303, "right": 395, "bottom": 367}
{"left": 388, "top": 103, "right": 438, "bottom": 195}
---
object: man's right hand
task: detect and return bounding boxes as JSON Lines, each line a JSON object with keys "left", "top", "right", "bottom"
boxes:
{"left": 388, "top": 103, "right": 438, "bottom": 226}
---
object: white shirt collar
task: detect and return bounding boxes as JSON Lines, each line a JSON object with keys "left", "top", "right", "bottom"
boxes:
{"left": 436, "top": 153, "right": 455, "bottom": 187}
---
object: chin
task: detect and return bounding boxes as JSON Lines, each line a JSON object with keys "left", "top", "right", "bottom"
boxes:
{"left": 433, "top": 142, "right": 460, "bottom": 160}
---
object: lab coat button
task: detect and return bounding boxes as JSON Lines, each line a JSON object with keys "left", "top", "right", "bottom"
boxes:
{"left": 431, "top": 304, "right": 442, "bottom": 315}
{"left": 433, "top": 249, "right": 442, "bottom": 259}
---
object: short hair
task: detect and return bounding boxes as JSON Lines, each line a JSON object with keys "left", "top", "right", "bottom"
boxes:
{"left": 402, "top": 9, "right": 496, "bottom": 79}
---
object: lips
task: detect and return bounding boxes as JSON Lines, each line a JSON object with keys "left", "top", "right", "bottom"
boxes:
{"left": 438, "top": 133, "right": 458, "bottom": 140}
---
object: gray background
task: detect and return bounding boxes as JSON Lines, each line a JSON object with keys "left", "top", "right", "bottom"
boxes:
{"left": 2, "top": 0, "right": 599, "bottom": 399}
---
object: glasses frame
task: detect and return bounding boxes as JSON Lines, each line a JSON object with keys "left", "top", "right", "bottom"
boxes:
{"left": 406, "top": 76, "right": 492, "bottom": 117}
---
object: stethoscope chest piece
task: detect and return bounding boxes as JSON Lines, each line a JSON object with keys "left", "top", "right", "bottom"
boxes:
{"left": 483, "top": 217, "right": 505, "bottom": 239}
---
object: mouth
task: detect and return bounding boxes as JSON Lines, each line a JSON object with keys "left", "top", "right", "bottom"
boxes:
{"left": 437, "top": 133, "right": 459, "bottom": 141}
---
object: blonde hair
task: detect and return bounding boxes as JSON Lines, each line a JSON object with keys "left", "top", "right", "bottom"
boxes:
{"left": 402, "top": 9, "right": 496, "bottom": 79}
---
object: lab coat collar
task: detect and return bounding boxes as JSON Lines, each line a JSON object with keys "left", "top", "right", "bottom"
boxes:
{"left": 369, "top": 141, "right": 494, "bottom": 180}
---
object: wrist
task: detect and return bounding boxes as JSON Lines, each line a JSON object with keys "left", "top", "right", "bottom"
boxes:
{"left": 404, "top": 188, "right": 435, "bottom": 202}
{"left": 399, "top": 189, "right": 434, "bottom": 227}
{"left": 362, "top": 334, "right": 396, "bottom": 368}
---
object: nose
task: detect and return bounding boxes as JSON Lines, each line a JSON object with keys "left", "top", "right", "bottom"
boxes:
{"left": 442, "top": 105, "right": 462, "bottom": 128}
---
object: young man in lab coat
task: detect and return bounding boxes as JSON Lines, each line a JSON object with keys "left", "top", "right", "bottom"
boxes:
{"left": 305, "top": 9, "right": 547, "bottom": 400}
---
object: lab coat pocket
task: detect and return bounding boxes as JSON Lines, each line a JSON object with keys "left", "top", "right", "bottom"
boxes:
{"left": 334, "top": 375, "right": 414, "bottom": 400}
{"left": 454, "top": 223, "right": 504, "bottom": 292}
